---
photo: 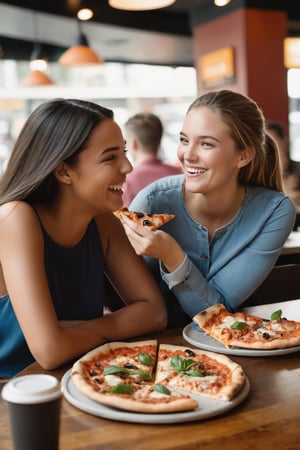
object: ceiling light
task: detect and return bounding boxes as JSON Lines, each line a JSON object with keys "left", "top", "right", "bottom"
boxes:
{"left": 58, "top": 20, "right": 103, "bottom": 66}
{"left": 77, "top": 8, "right": 94, "bottom": 21}
{"left": 21, "top": 15, "right": 55, "bottom": 87}
{"left": 214, "top": 0, "right": 231, "bottom": 6}
{"left": 29, "top": 43, "right": 48, "bottom": 71}
{"left": 108, "top": 0, "right": 176, "bottom": 11}
{"left": 21, "top": 70, "right": 54, "bottom": 87}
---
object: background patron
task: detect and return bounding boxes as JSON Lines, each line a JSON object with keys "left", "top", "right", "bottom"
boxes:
{"left": 122, "top": 113, "right": 182, "bottom": 207}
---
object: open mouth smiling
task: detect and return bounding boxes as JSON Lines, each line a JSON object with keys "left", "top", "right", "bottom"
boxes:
{"left": 186, "top": 167, "right": 207, "bottom": 175}
{"left": 108, "top": 183, "right": 124, "bottom": 193}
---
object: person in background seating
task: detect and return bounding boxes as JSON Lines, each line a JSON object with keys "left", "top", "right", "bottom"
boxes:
{"left": 122, "top": 113, "right": 182, "bottom": 207}
{"left": 266, "top": 121, "right": 300, "bottom": 206}
{"left": 0, "top": 98, "right": 167, "bottom": 378}
{"left": 119, "top": 90, "right": 296, "bottom": 327}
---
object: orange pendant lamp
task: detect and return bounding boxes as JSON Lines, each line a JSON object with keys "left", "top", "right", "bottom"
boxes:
{"left": 21, "top": 69, "right": 54, "bottom": 87}
{"left": 21, "top": 43, "right": 54, "bottom": 87}
{"left": 21, "top": 14, "right": 55, "bottom": 87}
{"left": 58, "top": 20, "right": 103, "bottom": 66}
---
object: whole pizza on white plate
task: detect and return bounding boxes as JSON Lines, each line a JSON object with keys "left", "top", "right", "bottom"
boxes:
{"left": 71, "top": 339, "right": 246, "bottom": 414}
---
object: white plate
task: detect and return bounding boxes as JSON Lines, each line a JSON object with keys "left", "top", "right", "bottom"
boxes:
{"left": 183, "top": 323, "right": 300, "bottom": 357}
{"left": 61, "top": 369, "right": 250, "bottom": 424}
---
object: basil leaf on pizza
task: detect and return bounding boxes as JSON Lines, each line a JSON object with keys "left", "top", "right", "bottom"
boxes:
{"left": 131, "top": 370, "right": 151, "bottom": 381}
{"left": 71, "top": 340, "right": 246, "bottom": 413}
{"left": 153, "top": 384, "right": 171, "bottom": 395}
{"left": 270, "top": 309, "right": 282, "bottom": 320}
{"left": 231, "top": 321, "right": 247, "bottom": 330}
{"left": 137, "top": 352, "right": 153, "bottom": 366}
{"left": 106, "top": 384, "right": 134, "bottom": 394}
{"left": 103, "top": 366, "right": 128, "bottom": 375}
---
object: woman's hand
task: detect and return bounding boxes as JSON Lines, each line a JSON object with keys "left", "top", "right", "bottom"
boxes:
{"left": 120, "top": 214, "right": 185, "bottom": 273}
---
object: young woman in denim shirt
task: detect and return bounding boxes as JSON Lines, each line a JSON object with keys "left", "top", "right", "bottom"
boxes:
{"left": 120, "top": 90, "right": 296, "bottom": 326}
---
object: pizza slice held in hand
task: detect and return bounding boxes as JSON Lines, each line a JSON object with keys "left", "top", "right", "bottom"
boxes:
{"left": 114, "top": 207, "right": 175, "bottom": 230}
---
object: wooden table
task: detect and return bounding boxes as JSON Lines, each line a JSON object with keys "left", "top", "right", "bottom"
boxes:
{"left": 1, "top": 302, "right": 300, "bottom": 450}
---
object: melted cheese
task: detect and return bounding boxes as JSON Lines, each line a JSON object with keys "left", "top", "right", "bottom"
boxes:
{"left": 156, "top": 357, "right": 218, "bottom": 392}
{"left": 106, "top": 355, "right": 150, "bottom": 372}
{"left": 104, "top": 374, "right": 124, "bottom": 386}
{"left": 216, "top": 316, "right": 245, "bottom": 329}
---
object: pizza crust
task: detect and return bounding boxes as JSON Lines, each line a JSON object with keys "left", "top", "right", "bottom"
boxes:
{"left": 194, "top": 304, "right": 227, "bottom": 327}
{"left": 70, "top": 382, "right": 198, "bottom": 413}
{"left": 230, "top": 332, "right": 300, "bottom": 349}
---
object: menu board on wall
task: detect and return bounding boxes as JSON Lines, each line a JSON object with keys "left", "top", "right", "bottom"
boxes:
{"left": 199, "top": 47, "right": 235, "bottom": 88}
{"left": 284, "top": 38, "right": 300, "bottom": 68}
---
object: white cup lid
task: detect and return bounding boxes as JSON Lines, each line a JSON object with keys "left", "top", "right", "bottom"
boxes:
{"left": 1, "top": 374, "right": 62, "bottom": 404}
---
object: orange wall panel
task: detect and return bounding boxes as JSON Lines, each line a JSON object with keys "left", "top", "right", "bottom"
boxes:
{"left": 192, "top": 8, "right": 288, "bottom": 133}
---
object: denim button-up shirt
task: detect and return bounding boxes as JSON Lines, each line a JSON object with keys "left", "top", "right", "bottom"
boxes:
{"left": 130, "top": 175, "right": 296, "bottom": 317}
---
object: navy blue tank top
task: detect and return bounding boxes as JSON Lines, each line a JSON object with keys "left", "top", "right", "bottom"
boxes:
{"left": 0, "top": 219, "right": 105, "bottom": 377}
{"left": 42, "top": 219, "right": 105, "bottom": 320}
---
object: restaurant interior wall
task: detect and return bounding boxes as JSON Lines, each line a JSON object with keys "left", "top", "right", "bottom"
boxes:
{"left": 192, "top": 7, "right": 289, "bottom": 138}
{"left": 0, "top": 59, "right": 197, "bottom": 172}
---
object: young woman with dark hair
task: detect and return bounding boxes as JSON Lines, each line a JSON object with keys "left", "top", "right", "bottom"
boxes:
{"left": 0, "top": 98, "right": 167, "bottom": 377}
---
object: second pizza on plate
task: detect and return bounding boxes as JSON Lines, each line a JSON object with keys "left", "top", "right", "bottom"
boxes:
{"left": 193, "top": 303, "right": 300, "bottom": 350}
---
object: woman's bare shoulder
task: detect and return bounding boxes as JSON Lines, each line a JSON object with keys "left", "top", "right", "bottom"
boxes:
{"left": 0, "top": 201, "right": 38, "bottom": 227}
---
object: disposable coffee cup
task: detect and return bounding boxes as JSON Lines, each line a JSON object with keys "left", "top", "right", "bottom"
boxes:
{"left": 2, "top": 374, "right": 62, "bottom": 450}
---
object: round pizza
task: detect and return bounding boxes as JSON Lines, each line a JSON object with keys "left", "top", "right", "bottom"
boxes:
{"left": 113, "top": 207, "right": 175, "bottom": 230}
{"left": 193, "top": 303, "right": 300, "bottom": 350}
{"left": 71, "top": 340, "right": 246, "bottom": 414}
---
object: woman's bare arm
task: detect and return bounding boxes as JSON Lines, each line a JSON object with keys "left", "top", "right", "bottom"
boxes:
{"left": 0, "top": 203, "right": 167, "bottom": 370}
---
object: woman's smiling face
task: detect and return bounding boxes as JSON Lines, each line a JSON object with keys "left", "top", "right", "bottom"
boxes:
{"left": 66, "top": 118, "right": 132, "bottom": 213}
{"left": 177, "top": 107, "right": 244, "bottom": 195}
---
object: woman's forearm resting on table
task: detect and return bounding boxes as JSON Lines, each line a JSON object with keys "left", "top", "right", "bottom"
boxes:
{"left": 31, "top": 300, "right": 166, "bottom": 370}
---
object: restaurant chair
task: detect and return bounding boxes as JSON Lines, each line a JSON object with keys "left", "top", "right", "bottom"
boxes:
{"left": 244, "top": 264, "right": 300, "bottom": 306}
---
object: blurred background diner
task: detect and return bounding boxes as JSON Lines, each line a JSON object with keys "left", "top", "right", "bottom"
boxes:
{"left": 266, "top": 121, "right": 300, "bottom": 206}
{"left": 1, "top": 1, "right": 300, "bottom": 218}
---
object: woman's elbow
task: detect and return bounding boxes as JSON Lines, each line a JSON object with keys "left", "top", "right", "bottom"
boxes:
{"left": 152, "top": 306, "right": 168, "bottom": 331}
{"left": 29, "top": 341, "right": 69, "bottom": 371}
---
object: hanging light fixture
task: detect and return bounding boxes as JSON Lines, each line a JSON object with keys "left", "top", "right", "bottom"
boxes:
{"left": 108, "top": 0, "right": 176, "bottom": 11}
{"left": 29, "top": 43, "right": 48, "bottom": 72}
{"left": 77, "top": 7, "right": 94, "bottom": 21}
{"left": 58, "top": 14, "right": 103, "bottom": 66}
{"left": 21, "top": 13, "right": 55, "bottom": 86}
{"left": 76, "top": 0, "right": 94, "bottom": 20}
{"left": 21, "top": 69, "right": 54, "bottom": 87}
{"left": 214, "top": 0, "right": 231, "bottom": 6}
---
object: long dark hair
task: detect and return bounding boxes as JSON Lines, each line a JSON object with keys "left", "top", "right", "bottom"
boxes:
{"left": 0, "top": 98, "right": 114, "bottom": 205}
{"left": 188, "top": 90, "right": 283, "bottom": 191}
